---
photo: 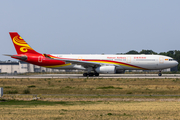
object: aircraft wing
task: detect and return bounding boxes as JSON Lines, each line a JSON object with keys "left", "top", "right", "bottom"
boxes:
{"left": 44, "top": 54, "right": 107, "bottom": 68}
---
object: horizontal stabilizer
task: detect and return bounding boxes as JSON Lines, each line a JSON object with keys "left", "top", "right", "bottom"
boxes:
{"left": 3, "top": 54, "right": 13, "bottom": 57}
{"left": 3, "top": 54, "right": 27, "bottom": 61}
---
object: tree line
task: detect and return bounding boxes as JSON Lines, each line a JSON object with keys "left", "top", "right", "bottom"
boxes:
{"left": 124, "top": 50, "right": 180, "bottom": 70}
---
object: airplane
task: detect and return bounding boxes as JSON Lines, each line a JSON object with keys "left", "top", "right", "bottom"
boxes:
{"left": 4, "top": 32, "right": 178, "bottom": 76}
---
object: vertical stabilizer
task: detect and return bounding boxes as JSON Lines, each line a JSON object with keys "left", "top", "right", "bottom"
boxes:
{"left": 9, "top": 32, "right": 41, "bottom": 55}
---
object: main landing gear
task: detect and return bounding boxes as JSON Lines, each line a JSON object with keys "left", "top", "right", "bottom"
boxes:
{"left": 158, "top": 70, "right": 162, "bottom": 76}
{"left": 83, "top": 72, "right": 99, "bottom": 77}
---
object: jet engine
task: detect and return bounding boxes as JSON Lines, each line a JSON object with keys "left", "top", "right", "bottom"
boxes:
{"left": 95, "top": 66, "right": 125, "bottom": 74}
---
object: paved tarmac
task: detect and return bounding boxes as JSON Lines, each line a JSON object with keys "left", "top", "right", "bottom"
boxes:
{"left": 0, "top": 74, "right": 180, "bottom": 78}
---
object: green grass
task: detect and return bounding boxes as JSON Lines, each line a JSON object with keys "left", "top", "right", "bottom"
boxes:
{"left": 0, "top": 100, "right": 96, "bottom": 106}
{"left": 0, "top": 101, "right": 179, "bottom": 119}
{"left": 0, "top": 100, "right": 71, "bottom": 105}
{"left": 0, "top": 77, "right": 180, "bottom": 119}
{"left": 6, "top": 90, "right": 18, "bottom": 94}
{"left": 4, "top": 86, "right": 12, "bottom": 88}
{"left": 1, "top": 78, "right": 180, "bottom": 96}
{"left": 27, "top": 85, "right": 36, "bottom": 88}
{"left": 23, "top": 89, "right": 30, "bottom": 94}
{"left": 97, "top": 86, "right": 123, "bottom": 89}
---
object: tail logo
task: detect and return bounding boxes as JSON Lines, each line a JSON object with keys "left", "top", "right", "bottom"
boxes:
{"left": 13, "top": 36, "right": 33, "bottom": 52}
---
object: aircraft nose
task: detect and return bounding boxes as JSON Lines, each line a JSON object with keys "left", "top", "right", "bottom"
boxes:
{"left": 175, "top": 61, "right": 179, "bottom": 66}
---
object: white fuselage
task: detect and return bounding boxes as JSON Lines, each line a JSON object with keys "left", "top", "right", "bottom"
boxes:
{"left": 50, "top": 54, "right": 178, "bottom": 70}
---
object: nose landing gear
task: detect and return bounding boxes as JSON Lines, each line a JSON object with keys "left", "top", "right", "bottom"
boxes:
{"left": 158, "top": 70, "right": 162, "bottom": 76}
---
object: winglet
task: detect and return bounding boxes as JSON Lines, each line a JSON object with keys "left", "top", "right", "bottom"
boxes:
{"left": 9, "top": 32, "right": 41, "bottom": 55}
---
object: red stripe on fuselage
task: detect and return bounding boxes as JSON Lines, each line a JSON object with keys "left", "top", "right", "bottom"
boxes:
{"left": 12, "top": 54, "right": 66, "bottom": 67}
{"left": 46, "top": 54, "right": 147, "bottom": 70}
{"left": 83, "top": 59, "right": 147, "bottom": 70}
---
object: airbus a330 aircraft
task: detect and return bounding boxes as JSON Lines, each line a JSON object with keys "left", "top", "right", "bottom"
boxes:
{"left": 5, "top": 32, "right": 178, "bottom": 76}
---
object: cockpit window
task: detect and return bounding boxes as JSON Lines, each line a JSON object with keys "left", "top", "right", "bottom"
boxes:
{"left": 169, "top": 59, "right": 175, "bottom": 61}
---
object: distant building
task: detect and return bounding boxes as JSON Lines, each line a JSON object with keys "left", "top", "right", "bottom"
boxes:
{"left": 171, "top": 65, "right": 178, "bottom": 72}
{"left": 0, "top": 60, "right": 19, "bottom": 74}
{"left": 0, "top": 60, "right": 66, "bottom": 73}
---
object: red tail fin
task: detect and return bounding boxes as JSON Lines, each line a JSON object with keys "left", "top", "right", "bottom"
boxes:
{"left": 9, "top": 32, "right": 41, "bottom": 55}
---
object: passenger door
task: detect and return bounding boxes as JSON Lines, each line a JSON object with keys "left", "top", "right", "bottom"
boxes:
{"left": 126, "top": 57, "right": 131, "bottom": 63}
{"left": 159, "top": 57, "right": 164, "bottom": 64}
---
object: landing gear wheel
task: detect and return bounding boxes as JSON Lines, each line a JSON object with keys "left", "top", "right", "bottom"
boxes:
{"left": 158, "top": 70, "right": 162, "bottom": 76}
{"left": 94, "top": 73, "right": 99, "bottom": 76}
{"left": 83, "top": 73, "right": 88, "bottom": 77}
{"left": 89, "top": 73, "right": 94, "bottom": 76}
{"left": 158, "top": 73, "right": 162, "bottom": 76}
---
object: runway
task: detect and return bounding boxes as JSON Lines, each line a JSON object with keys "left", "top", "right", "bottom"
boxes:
{"left": 0, "top": 74, "right": 180, "bottom": 78}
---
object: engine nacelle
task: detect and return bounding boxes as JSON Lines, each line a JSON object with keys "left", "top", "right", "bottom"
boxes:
{"left": 95, "top": 66, "right": 116, "bottom": 74}
{"left": 95, "top": 66, "right": 125, "bottom": 74}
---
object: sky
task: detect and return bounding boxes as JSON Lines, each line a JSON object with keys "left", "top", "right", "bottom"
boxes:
{"left": 0, "top": 0, "right": 180, "bottom": 60}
